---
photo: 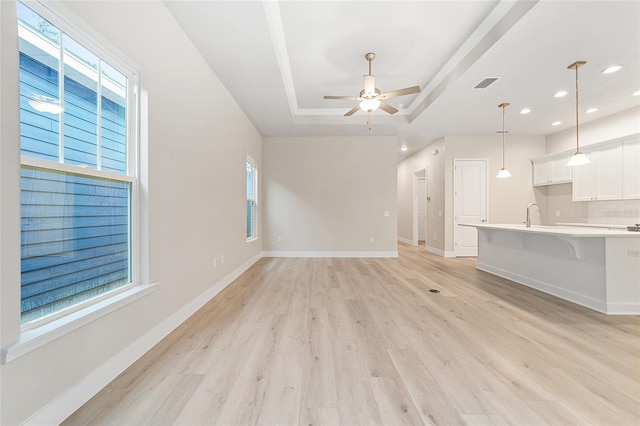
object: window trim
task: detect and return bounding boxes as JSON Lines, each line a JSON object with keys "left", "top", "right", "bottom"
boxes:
{"left": 17, "top": 0, "right": 142, "bottom": 329}
{"left": 246, "top": 155, "right": 258, "bottom": 242}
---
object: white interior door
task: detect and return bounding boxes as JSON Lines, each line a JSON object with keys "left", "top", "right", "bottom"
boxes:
{"left": 417, "top": 177, "right": 426, "bottom": 241}
{"left": 454, "top": 159, "right": 487, "bottom": 257}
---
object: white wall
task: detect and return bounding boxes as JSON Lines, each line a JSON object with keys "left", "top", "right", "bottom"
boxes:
{"left": 397, "top": 135, "right": 545, "bottom": 255}
{"left": 263, "top": 136, "right": 397, "bottom": 255}
{"left": 0, "top": 1, "right": 262, "bottom": 424}
{"left": 542, "top": 107, "right": 640, "bottom": 225}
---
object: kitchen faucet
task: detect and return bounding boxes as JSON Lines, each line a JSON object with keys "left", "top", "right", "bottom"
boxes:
{"left": 526, "top": 203, "right": 541, "bottom": 228}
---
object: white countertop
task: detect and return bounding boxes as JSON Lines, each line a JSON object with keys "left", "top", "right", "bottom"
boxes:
{"left": 556, "top": 222, "right": 629, "bottom": 230}
{"left": 460, "top": 223, "right": 640, "bottom": 237}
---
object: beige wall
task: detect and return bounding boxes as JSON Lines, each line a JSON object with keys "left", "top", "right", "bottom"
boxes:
{"left": 263, "top": 136, "right": 397, "bottom": 254}
{"left": 542, "top": 107, "right": 640, "bottom": 225}
{"left": 396, "top": 139, "right": 446, "bottom": 252}
{"left": 397, "top": 135, "right": 545, "bottom": 255}
{"left": 1, "top": 1, "right": 262, "bottom": 424}
{"left": 443, "top": 135, "right": 546, "bottom": 252}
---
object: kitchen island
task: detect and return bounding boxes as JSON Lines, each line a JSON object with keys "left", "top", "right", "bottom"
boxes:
{"left": 463, "top": 224, "right": 640, "bottom": 315}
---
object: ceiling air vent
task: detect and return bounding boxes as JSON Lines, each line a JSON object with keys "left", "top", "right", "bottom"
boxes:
{"left": 473, "top": 77, "right": 499, "bottom": 89}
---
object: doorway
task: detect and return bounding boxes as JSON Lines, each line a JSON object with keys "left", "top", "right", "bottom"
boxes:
{"left": 412, "top": 168, "right": 427, "bottom": 248}
{"left": 453, "top": 159, "right": 487, "bottom": 257}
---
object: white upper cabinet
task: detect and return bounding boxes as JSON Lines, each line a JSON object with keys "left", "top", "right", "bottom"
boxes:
{"left": 622, "top": 135, "right": 640, "bottom": 199}
{"left": 571, "top": 136, "right": 640, "bottom": 201}
{"left": 532, "top": 152, "right": 572, "bottom": 186}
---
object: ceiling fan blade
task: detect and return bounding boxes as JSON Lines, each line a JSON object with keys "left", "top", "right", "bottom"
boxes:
{"left": 378, "top": 101, "right": 398, "bottom": 115}
{"left": 377, "top": 86, "right": 421, "bottom": 99}
{"left": 344, "top": 104, "right": 360, "bottom": 116}
{"left": 324, "top": 95, "right": 358, "bottom": 100}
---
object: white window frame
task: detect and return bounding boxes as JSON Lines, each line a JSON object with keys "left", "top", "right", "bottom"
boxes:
{"left": 246, "top": 155, "right": 258, "bottom": 242}
{"left": 16, "top": 1, "right": 144, "bottom": 331}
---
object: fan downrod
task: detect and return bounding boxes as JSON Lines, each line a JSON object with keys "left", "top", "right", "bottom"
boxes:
{"left": 365, "top": 52, "right": 376, "bottom": 75}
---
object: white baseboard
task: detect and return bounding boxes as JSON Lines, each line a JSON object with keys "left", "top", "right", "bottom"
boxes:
{"left": 605, "top": 302, "right": 640, "bottom": 315}
{"left": 397, "top": 236, "right": 414, "bottom": 245}
{"left": 262, "top": 251, "right": 398, "bottom": 258}
{"left": 424, "top": 246, "right": 456, "bottom": 258}
{"left": 425, "top": 245, "right": 444, "bottom": 256}
{"left": 25, "top": 252, "right": 263, "bottom": 426}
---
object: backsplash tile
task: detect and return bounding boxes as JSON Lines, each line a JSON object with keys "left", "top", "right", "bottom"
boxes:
{"left": 588, "top": 200, "right": 640, "bottom": 225}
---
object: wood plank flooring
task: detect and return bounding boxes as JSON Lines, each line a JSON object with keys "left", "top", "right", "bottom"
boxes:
{"left": 63, "top": 243, "right": 640, "bottom": 425}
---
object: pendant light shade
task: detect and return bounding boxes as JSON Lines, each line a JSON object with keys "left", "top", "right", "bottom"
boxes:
{"left": 497, "top": 102, "right": 511, "bottom": 178}
{"left": 566, "top": 152, "right": 591, "bottom": 166}
{"left": 497, "top": 168, "right": 512, "bottom": 178}
{"left": 566, "top": 61, "right": 591, "bottom": 166}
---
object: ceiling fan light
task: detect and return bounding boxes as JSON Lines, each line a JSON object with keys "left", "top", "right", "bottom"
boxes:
{"left": 359, "top": 99, "right": 380, "bottom": 112}
{"left": 496, "top": 168, "right": 511, "bottom": 178}
{"left": 566, "top": 151, "right": 591, "bottom": 166}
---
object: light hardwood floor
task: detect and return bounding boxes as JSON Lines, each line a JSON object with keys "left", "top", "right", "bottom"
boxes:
{"left": 64, "top": 243, "right": 640, "bottom": 425}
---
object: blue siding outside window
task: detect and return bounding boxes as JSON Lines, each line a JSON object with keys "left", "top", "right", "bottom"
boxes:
{"left": 21, "top": 167, "right": 130, "bottom": 321}
{"left": 18, "top": 1, "right": 132, "bottom": 323}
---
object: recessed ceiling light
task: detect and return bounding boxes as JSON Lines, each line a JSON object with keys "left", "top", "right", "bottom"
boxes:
{"left": 585, "top": 108, "right": 598, "bottom": 113}
{"left": 520, "top": 108, "right": 531, "bottom": 115}
{"left": 552, "top": 121, "right": 562, "bottom": 126}
{"left": 400, "top": 145, "right": 408, "bottom": 152}
{"left": 601, "top": 65, "right": 623, "bottom": 74}
{"left": 554, "top": 91, "right": 568, "bottom": 98}
{"left": 633, "top": 90, "right": 640, "bottom": 96}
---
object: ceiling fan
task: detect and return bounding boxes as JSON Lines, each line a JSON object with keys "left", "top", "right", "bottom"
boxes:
{"left": 324, "top": 52, "right": 421, "bottom": 116}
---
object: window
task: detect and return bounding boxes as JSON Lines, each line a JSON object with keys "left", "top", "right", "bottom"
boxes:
{"left": 246, "top": 157, "right": 258, "bottom": 241}
{"left": 18, "top": 2, "right": 137, "bottom": 323}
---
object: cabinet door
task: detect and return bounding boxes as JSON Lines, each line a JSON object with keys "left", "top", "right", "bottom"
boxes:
{"left": 551, "top": 156, "right": 572, "bottom": 183}
{"left": 532, "top": 159, "right": 551, "bottom": 186}
{"left": 623, "top": 137, "right": 640, "bottom": 199}
{"left": 597, "top": 142, "right": 623, "bottom": 200}
{"left": 572, "top": 150, "right": 599, "bottom": 201}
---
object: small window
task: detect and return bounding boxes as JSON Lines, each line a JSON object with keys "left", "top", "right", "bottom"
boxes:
{"left": 17, "top": 2, "right": 137, "bottom": 322}
{"left": 246, "top": 157, "right": 258, "bottom": 241}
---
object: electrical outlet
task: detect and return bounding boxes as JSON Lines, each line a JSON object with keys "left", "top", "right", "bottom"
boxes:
{"left": 438, "top": 210, "right": 442, "bottom": 217}
{"left": 369, "top": 236, "right": 374, "bottom": 243}
{"left": 383, "top": 211, "right": 390, "bottom": 217}
{"left": 277, "top": 236, "right": 282, "bottom": 242}
{"left": 433, "top": 234, "right": 437, "bottom": 240}
{"left": 628, "top": 249, "right": 640, "bottom": 258}
{"left": 556, "top": 210, "right": 561, "bottom": 217}
{"left": 213, "top": 258, "right": 217, "bottom": 268}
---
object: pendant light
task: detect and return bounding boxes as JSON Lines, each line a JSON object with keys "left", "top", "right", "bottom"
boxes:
{"left": 566, "top": 61, "right": 591, "bottom": 166}
{"left": 496, "top": 102, "right": 511, "bottom": 178}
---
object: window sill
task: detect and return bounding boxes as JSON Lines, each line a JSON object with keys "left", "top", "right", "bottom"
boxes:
{"left": 1, "top": 283, "right": 156, "bottom": 364}
{"left": 246, "top": 237, "right": 260, "bottom": 244}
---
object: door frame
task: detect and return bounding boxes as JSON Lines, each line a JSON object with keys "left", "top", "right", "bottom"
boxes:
{"left": 412, "top": 167, "right": 427, "bottom": 247}
{"left": 453, "top": 158, "right": 488, "bottom": 257}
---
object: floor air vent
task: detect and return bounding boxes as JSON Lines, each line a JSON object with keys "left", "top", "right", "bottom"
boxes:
{"left": 473, "top": 77, "right": 499, "bottom": 89}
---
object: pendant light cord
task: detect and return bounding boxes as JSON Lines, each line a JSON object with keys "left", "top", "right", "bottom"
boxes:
{"left": 502, "top": 106, "right": 506, "bottom": 168}
{"left": 575, "top": 65, "right": 580, "bottom": 153}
